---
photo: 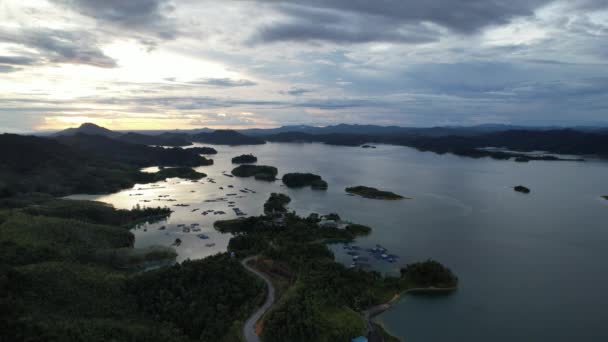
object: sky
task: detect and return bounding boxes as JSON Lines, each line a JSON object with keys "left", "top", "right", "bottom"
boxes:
{"left": 1, "top": 0, "right": 608, "bottom": 132}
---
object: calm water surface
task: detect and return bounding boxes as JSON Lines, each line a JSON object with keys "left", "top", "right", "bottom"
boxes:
{"left": 70, "top": 142, "right": 608, "bottom": 342}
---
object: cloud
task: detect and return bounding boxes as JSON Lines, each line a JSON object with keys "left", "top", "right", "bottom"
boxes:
{"left": 250, "top": 1, "right": 554, "bottom": 44}
{"left": 0, "top": 56, "right": 38, "bottom": 65}
{"left": 0, "top": 65, "right": 20, "bottom": 73}
{"left": 186, "top": 78, "right": 257, "bottom": 87}
{"left": 50, "top": 0, "right": 177, "bottom": 40}
{"left": 280, "top": 87, "right": 312, "bottom": 96}
{"left": 0, "top": 28, "right": 117, "bottom": 68}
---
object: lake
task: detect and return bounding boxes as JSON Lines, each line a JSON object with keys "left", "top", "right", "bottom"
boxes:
{"left": 69, "top": 142, "right": 608, "bottom": 341}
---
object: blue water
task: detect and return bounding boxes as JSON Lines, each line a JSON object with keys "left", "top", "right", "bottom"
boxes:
{"left": 72, "top": 142, "right": 608, "bottom": 341}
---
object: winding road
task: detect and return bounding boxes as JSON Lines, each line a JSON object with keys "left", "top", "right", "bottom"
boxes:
{"left": 241, "top": 256, "right": 275, "bottom": 342}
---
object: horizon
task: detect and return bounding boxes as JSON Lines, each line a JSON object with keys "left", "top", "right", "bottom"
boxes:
{"left": 8, "top": 120, "right": 608, "bottom": 135}
{"left": 2, "top": 1, "right": 608, "bottom": 132}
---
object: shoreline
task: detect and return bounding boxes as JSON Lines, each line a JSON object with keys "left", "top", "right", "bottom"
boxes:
{"left": 363, "top": 286, "right": 458, "bottom": 341}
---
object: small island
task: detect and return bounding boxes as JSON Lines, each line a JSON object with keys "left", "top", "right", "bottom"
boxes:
{"left": 514, "top": 185, "right": 531, "bottom": 194}
{"left": 151, "top": 167, "right": 207, "bottom": 181}
{"left": 282, "top": 173, "right": 328, "bottom": 190}
{"left": 345, "top": 186, "right": 406, "bottom": 200}
{"left": 232, "top": 154, "right": 258, "bottom": 164}
{"left": 400, "top": 259, "right": 459, "bottom": 290}
{"left": 231, "top": 164, "right": 278, "bottom": 181}
{"left": 361, "top": 145, "right": 377, "bottom": 149}
{"left": 188, "top": 146, "right": 217, "bottom": 155}
{"left": 602, "top": 196, "right": 608, "bottom": 200}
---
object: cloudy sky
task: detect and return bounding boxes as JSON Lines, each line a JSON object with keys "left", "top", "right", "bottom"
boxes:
{"left": 1, "top": 0, "right": 608, "bottom": 132}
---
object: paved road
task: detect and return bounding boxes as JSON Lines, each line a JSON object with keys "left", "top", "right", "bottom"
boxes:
{"left": 242, "top": 256, "right": 275, "bottom": 342}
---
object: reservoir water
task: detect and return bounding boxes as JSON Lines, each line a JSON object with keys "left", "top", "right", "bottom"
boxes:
{"left": 69, "top": 142, "right": 608, "bottom": 341}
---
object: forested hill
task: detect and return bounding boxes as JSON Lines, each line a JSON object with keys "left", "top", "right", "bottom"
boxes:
{"left": 0, "top": 134, "right": 211, "bottom": 197}
{"left": 263, "top": 129, "right": 608, "bottom": 158}
{"left": 56, "top": 134, "right": 212, "bottom": 167}
{"left": 191, "top": 129, "right": 266, "bottom": 145}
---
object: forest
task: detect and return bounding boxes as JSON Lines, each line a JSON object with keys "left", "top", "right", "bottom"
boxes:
{"left": 0, "top": 134, "right": 210, "bottom": 197}
{"left": 215, "top": 194, "right": 456, "bottom": 341}
{"left": 0, "top": 196, "right": 264, "bottom": 342}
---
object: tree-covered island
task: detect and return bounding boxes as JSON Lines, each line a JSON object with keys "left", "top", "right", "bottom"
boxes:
{"left": 345, "top": 186, "right": 407, "bottom": 200}
{"left": 232, "top": 154, "right": 258, "bottom": 164}
{"left": 281, "top": 172, "right": 328, "bottom": 190}
{"left": 231, "top": 164, "right": 278, "bottom": 181}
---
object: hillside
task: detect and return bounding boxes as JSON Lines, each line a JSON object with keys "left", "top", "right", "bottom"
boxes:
{"left": 191, "top": 130, "right": 266, "bottom": 145}
{"left": 54, "top": 122, "right": 121, "bottom": 138}
{"left": 0, "top": 134, "right": 211, "bottom": 197}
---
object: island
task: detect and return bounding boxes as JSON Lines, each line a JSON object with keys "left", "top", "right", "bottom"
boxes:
{"left": 514, "top": 185, "right": 531, "bottom": 194}
{"left": 188, "top": 146, "right": 217, "bottom": 155}
{"left": 282, "top": 172, "right": 328, "bottom": 190}
{"left": 214, "top": 193, "right": 458, "bottom": 342}
{"left": 263, "top": 192, "right": 291, "bottom": 214}
{"left": 345, "top": 186, "right": 406, "bottom": 200}
{"left": 602, "top": 195, "right": 608, "bottom": 200}
{"left": 361, "top": 144, "right": 377, "bottom": 149}
{"left": 231, "top": 164, "right": 278, "bottom": 181}
{"left": 232, "top": 154, "right": 258, "bottom": 164}
{"left": 150, "top": 167, "right": 206, "bottom": 181}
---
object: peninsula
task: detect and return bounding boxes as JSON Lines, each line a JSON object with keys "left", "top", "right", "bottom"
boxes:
{"left": 215, "top": 194, "right": 458, "bottom": 342}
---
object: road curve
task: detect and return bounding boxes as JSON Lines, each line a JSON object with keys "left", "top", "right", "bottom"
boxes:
{"left": 242, "top": 256, "right": 275, "bottom": 342}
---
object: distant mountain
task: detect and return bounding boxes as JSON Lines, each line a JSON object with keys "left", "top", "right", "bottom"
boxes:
{"left": 261, "top": 129, "right": 608, "bottom": 159}
{"left": 54, "top": 123, "right": 121, "bottom": 138}
{"left": 191, "top": 130, "right": 265, "bottom": 145}
{"left": 116, "top": 132, "right": 192, "bottom": 147}
{"left": 240, "top": 123, "right": 531, "bottom": 137}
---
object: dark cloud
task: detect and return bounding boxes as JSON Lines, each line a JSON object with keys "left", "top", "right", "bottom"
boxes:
{"left": 0, "top": 65, "right": 20, "bottom": 73}
{"left": 280, "top": 87, "right": 312, "bottom": 96}
{"left": 187, "top": 78, "right": 257, "bottom": 87}
{"left": 0, "top": 56, "right": 37, "bottom": 65}
{"left": 0, "top": 28, "right": 117, "bottom": 68}
{"left": 251, "top": 0, "right": 553, "bottom": 44}
{"left": 51, "top": 0, "right": 177, "bottom": 39}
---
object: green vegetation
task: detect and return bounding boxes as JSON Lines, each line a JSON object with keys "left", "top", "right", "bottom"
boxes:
{"left": 0, "top": 196, "right": 264, "bottom": 342}
{"left": 188, "top": 146, "right": 218, "bottom": 155}
{"left": 231, "top": 164, "right": 278, "bottom": 181}
{"left": 215, "top": 193, "right": 458, "bottom": 341}
{"left": 153, "top": 167, "right": 206, "bottom": 181}
{"left": 282, "top": 173, "right": 328, "bottom": 190}
{"left": 345, "top": 186, "right": 405, "bottom": 200}
{"left": 264, "top": 193, "right": 291, "bottom": 214}
{"left": 400, "top": 259, "right": 459, "bottom": 289}
{"left": 514, "top": 185, "right": 531, "bottom": 194}
{"left": 0, "top": 134, "right": 211, "bottom": 197}
{"left": 232, "top": 154, "right": 258, "bottom": 164}
{"left": 344, "top": 223, "right": 372, "bottom": 236}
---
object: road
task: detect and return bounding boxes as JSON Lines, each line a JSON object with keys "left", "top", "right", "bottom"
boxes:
{"left": 241, "top": 256, "right": 275, "bottom": 342}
